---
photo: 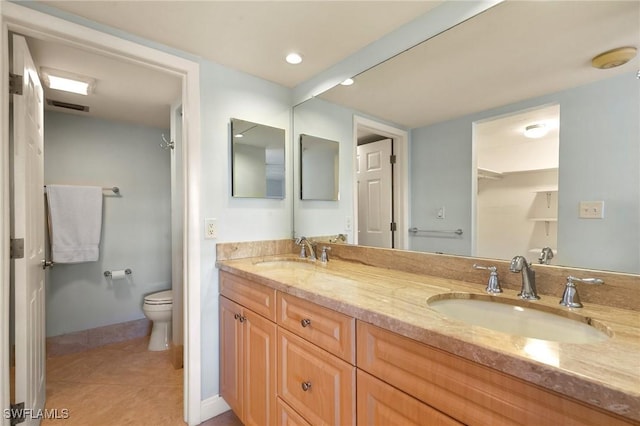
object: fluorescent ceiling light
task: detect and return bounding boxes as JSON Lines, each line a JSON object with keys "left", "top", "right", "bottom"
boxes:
{"left": 340, "top": 78, "right": 354, "bottom": 86}
{"left": 523, "top": 123, "right": 548, "bottom": 139}
{"left": 41, "top": 67, "right": 95, "bottom": 96}
{"left": 285, "top": 53, "right": 303, "bottom": 65}
{"left": 234, "top": 134, "right": 244, "bottom": 138}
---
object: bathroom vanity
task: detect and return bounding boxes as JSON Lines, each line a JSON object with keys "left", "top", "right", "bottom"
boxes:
{"left": 217, "top": 241, "right": 640, "bottom": 426}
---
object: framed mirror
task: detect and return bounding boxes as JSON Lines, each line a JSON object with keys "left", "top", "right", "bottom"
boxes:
{"left": 300, "top": 134, "right": 339, "bottom": 201}
{"left": 292, "top": 1, "right": 640, "bottom": 274}
{"left": 231, "top": 118, "right": 285, "bottom": 199}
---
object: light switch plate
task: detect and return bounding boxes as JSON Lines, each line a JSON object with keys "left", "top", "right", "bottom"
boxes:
{"left": 579, "top": 201, "right": 604, "bottom": 219}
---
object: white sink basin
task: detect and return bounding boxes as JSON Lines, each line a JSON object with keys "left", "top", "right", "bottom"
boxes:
{"left": 428, "top": 295, "right": 610, "bottom": 344}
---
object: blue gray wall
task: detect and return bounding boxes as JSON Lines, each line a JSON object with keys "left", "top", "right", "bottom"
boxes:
{"left": 410, "top": 72, "right": 640, "bottom": 273}
{"left": 44, "top": 111, "right": 172, "bottom": 337}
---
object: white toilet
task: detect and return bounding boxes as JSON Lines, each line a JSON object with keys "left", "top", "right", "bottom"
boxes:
{"left": 142, "top": 290, "right": 173, "bottom": 351}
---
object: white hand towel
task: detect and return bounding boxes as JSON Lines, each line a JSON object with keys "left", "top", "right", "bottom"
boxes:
{"left": 46, "top": 184, "right": 103, "bottom": 263}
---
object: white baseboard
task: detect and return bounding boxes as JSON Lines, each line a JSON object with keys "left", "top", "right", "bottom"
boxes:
{"left": 200, "top": 395, "right": 231, "bottom": 423}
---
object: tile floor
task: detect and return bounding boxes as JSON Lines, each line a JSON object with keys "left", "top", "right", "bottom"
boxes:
{"left": 42, "top": 336, "right": 242, "bottom": 426}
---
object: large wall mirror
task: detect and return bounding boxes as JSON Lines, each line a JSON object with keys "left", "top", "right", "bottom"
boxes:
{"left": 231, "top": 118, "right": 285, "bottom": 199}
{"left": 292, "top": 0, "right": 640, "bottom": 274}
{"left": 300, "top": 134, "right": 339, "bottom": 201}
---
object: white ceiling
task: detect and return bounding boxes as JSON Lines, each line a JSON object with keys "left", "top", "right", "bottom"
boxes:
{"left": 321, "top": 0, "right": 640, "bottom": 129}
{"left": 22, "top": 1, "right": 640, "bottom": 132}
{"left": 40, "top": 1, "right": 440, "bottom": 88}
{"left": 28, "top": 0, "right": 441, "bottom": 128}
{"left": 27, "top": 36, "right": 181, "bottom": 129}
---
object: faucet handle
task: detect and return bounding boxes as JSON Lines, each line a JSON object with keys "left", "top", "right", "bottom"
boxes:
{"left": 320, "top": 246, "right": 331, "bottom": 263}
{"left": 473, "top": 264, "right": 502, "bottom": 294}
{"left": 559, "top": 276, "right": 604, "bottom": 308}
{"left": 299, "top": 244, "right": 307, "bottom": 259}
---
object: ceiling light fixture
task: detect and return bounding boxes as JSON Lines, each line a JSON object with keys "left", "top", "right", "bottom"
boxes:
{"left": 524, "top": 123, "right": 548, "bottom": 139}
{"left": 591, "top": 47, "right": 637, "bottom": 69}
{"left": 340, "top": 78, "right": 354, "bottom": 86}
{"left": 41, "top": 67, "right": 95, "bottom": 96}
{"left": 234, "top": 134, "right": 244, "bottom": 138}
{"left": 285, "top": 53, "right": 303, "bottom": 65}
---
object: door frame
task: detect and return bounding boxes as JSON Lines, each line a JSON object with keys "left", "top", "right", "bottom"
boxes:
{"left": 0, "top": 3, "right": 203, "bottom": 425}
{"left": 353, "top": 116, "right": 409, "bottom": 250}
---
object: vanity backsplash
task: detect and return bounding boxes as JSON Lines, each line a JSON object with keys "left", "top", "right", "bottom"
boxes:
{"left": 216, "top": 239, "right": 640, "bottom": 311}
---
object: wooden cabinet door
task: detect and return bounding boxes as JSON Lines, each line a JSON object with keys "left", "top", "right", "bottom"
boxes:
{"left": 220, "top": 296, "right": 244, "bottom": 420}
{"left": 357, "top": 370, "right": 462, "bottom": 426}
{"left": 277, "top": 397, "right": 312, "bottom": 426}
{"left": 244, "top": 309, "right": 278, "bottom": 426}
{"left": 278, "top": 329, "right": 355, "bottom": 425}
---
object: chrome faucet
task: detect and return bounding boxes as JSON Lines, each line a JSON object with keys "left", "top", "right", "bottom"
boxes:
{"left": 559, "top": 276, "right": 604, "bottom": 308}
{"left": 295, "top": 236, "right": 316, "bottom": 260}
{"left": 509, "top": 256, "right": 540, "bottom": 300}
{"left": 473, "top": 264, "right": 502, "bottom": 294}
{"left": 320, "top": 246, "right": 331, "bottom": 263}
{"left": 538, "top": 247, "right": 554, "bottom": 265}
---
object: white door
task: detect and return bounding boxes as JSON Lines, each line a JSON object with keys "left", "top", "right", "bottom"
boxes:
{"left": 12, "top": 34, "right": 46, "bottom": 425}
{"left": 357, "top": 139, "right": 393, "bottom": 248}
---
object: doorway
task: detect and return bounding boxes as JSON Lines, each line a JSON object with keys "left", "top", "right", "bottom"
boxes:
{"left": 473, "top": 104, "right": 560, "bottom": 263}
{"left": 1, "top": 3, "right": 203, "bottom": 424}
{"left": 353, "top": 116, "right": 409, "bottom": 250}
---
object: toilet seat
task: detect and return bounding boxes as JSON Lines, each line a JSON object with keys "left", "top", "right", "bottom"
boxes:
{"left": 144, "top": 290, "right": 173, "bottom": 305}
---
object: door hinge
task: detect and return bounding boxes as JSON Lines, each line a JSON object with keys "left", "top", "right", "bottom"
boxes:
{"left": 9, "top": 402, "right": 25, "bottom": 426}
{"left": 10, "top": 238, "right": 24, "bottom": 259}
{"left": 390, "top": 222, "right": 397, "bottom": 232}
{"left": 9, "top": 73, "right": 23, "bottom": 96}
{"left": 390, "top": 154, "right": 396, "bottom": 164}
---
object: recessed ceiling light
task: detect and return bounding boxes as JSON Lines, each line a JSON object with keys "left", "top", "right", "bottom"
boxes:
{"left": 524, "top": 123, "right": 548, "bottom": 139}
{"left": 41, "top": 67, "right": 94, "bottom": 96}
{"left": 285, "top": 53, "right": 303, "bottom": 65}
{"left": 234, "top": 134, "right": 244, "bottom": 138}
{"left": 591, "top": 47, "right": 637, "bottom": 69}
{"left": 340, "top": 78, "right": 354, "bottom": 86}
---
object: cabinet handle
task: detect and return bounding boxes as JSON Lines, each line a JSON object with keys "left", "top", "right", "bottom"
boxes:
{"left": 234, "top": 313, "right": 240, "bottom": 320}
{"left": 238, "top": 315, "right": 246, "bottom": 323}
{"left": 301, "top": 381, "right": 312, "bottom": 392}
{"left": 300, "top": 318, "right": 311, "bottom": 328}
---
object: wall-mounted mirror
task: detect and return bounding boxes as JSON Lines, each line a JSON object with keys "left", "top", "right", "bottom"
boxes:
{"left": 231, "top": 118, "right": 285, "bottom": 199}
{"left": 292, "top": 1, "right": 640, "bottom": 274}
{"left": 300, "top": 134, "right": 339, "bottom": 201}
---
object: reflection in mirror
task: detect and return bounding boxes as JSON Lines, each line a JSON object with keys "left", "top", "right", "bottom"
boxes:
{"left": 292, "top": 1, "right": 640, "bottom": 274}
{"left": 300, "top": 134, "right": 339, "bottom": 201}
{"left": 231, "top": 118, "right": 285, "bottom": 199}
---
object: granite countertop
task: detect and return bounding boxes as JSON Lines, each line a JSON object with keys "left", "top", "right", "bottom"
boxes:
{"left": 217, "top": 254, "right": 640, "bottom": 421}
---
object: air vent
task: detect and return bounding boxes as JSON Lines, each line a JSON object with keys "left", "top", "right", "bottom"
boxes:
{"left": 46, "top": 99, "right": 90, "bottom": 112}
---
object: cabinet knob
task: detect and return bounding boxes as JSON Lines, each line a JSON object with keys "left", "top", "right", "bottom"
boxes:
{"left": 238, "top": 315, "right": 246, "bottom": 323}
{"left": 300, "top": 318, "right": 311, "bottom": 328}
{"left": 234, "top": 313, "right": 240, "bottom": 320}
{"left": 301, "top": 381, "right": 312, "bottom": 392}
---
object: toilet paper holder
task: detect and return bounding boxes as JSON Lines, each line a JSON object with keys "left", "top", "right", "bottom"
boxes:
{"left": 104, "top": 268, "right": 132, "bottom": 278}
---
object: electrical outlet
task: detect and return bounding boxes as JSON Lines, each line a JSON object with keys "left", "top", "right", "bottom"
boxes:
{"left": 345, "top": 216, "right": 353, "bottom": 231}
{"left": 579, "top": 201, "right": 604, "bottom": 219}
{"left": 204, "top": 218, "right": 217, "bottom": 239}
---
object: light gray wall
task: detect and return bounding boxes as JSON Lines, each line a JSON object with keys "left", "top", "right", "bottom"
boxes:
{"left": 410, "top": 72, "right": 639, "bottom": 273}
{"left": 199, "top": 60, "right": 292, "bottom": 399}
{"left": 44, "top": 111, "right": 172, "bottom": 337}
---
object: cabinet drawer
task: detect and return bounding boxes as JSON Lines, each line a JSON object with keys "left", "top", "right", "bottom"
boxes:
{"left": 278, "top": 293, "right": 355, "bottom": 363}
{"left": 357, "top": 321, "right": 633, "bottom": 426}
{"left": 357, "top": 370, "right": 462, "bottom": 426}
{"left": 220, "top": 271, "right": 276, "bottom": 321}
{"left": 277, "top": 397, "right": 312, "bottom": 426}
{"left": 278, "top": 329, "right": 355, "bottom": 425}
